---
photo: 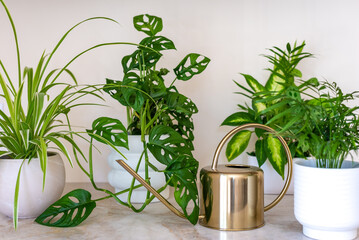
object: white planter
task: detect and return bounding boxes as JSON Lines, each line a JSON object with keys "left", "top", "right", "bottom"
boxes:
{"left": 0, "top": 153, "right": 65, "bottom": 218}
{"left": 294, "top": 159, "right": 359, "bottom": 240}
{"left": 108, "top": 135, "right": 169, "bottom": 203}
{"left": 246, "top": 155, "right": 294, "bottom": 194}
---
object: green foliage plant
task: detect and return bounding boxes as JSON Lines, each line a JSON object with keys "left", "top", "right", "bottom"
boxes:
{"left": 0, "top": 0, "right": 137, "bottom": 229}
{"left": 89, "top": 14, "right": 210, "bottom": 225}
{"left": 269, "top": 80, "right": 359, "bottom": 168}
{"left": 221, "top": 42, "right": 313, "bottom": 178}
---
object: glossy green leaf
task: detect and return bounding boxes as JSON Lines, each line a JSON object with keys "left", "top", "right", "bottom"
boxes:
{"left": 265, "top": 135, "right": 286, "bottom": 179}
{"left": 252, "top": 97, "right": 267, "bottom": 114}
{"left": 221, "top": 112, "right": 254, "bottom": 126}
{"left": 241, "top": 74, "right": 266, "bottom": 93}
{"left": 265, "top": 71, "right": 285, "bottom": 93}
{"left": 165, "top": 155, "right": 199, "bottom": 224}
{"left": 255, "top": 138, "right": 267, "bottom": 167}
{"left": 88, "top": 117, "right": 128, "bottom": 148}
{"left": 133, "top": 14, "right": 163, "bottom": 36}
{"left": 174, "top": 54, "right": 210, "bottom": 81}
{"left": 35, "top": 189, "right": 96, "bottom": 227}
{"left": 147, "top": 125, "right": 192, "bottom": 165}
{"left": 226, "top": 130, "right": 252, "bottom": 161}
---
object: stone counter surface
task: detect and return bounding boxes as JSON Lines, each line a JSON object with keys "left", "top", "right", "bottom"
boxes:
{"left": 0, "top": 183, "right": 357, "bottom": 240}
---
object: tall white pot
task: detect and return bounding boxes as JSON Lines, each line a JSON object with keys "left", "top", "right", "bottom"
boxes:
{"left": 294, "top": 159, "right": 359, "bottom": 240}
{"left": 246, "top": 155, "right": 294, "bottom": 194}
{"left": 108, "top": 135, "right": 169, "bottom": 203}
{"left": 0, "top": 153, "right": 65, "bottom": 218}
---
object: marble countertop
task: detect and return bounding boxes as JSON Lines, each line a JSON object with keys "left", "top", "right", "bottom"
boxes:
{"left": 0, "top": 183, "right": 353, "bottom": 240}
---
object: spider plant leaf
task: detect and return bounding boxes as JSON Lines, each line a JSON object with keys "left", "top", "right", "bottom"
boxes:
{"left": 35, "top": 189, "right": 96, "bottom": 227}
{"left": 139, "top": 36, "right": 176, "bottom": 51}
{"left": 164, "top": 155, "right": 199, "bottom": 224}
{"left": 46, "top": 136, "right": 73, "bottom": 167}
{"left": 148, "top": 125, "right": 192, "bottom": 165}
{"left": 13, "top": 159, "right": 26, "bottom": 229}
{"left": 88, "top": 117, "right": 128, "bottom": 149}
{"left": 225, "top": 130, "right": 252, "bottom": 161}
{"left": 255, "top": 138, "right": 267, "bottom": 167}
{"left": 174, "top": 53, "right": 210, "bottom": 81}
{"left": 221, "top": 112, "right": 255, "bottom": 126}
{"left": 265, "top": 135, "right": 286, "bottom": 179}
{"left": 133, "top": 14, "right": 163, "bottom": 36}
{"left": 241, "top": 74, "right": 266, "bottom": 93}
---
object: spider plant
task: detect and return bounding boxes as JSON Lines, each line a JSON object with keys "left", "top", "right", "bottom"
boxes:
{"left": 0, "top": 0, "right": 136, "bottom": 229}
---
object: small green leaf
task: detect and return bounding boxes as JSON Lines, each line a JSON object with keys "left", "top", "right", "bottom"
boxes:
{"left": 221, "top": 112, "right": 254, "bottom": 126}
{"left": 35, "top": 189, "right": 96, "bottom": 227}
{"left": 174, "top": 53, "right": 210, "bottom": 81}
{"left": 88, "top": 117, "right": 128, "bottom": 148}
{"left": 265, "top": 135, "right": 286, "bottom": 179}
{"left": 133, "top": 14, "right": 163, "bottom": 36}
{"left": 241, "top": 74, "right": 266, "bottom": 93}
{"left": 255, "top": 138, "right": 267, "bottom": 167}
{"left": 226, "top": 130, "right": 252, "bottom": 161}
{"left": 139, "top": 36, "right": 176, "bottom": 51}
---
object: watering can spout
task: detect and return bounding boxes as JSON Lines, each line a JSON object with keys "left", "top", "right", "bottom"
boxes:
{"left": 116, "top": 160, "right": 186, "bottom": 219}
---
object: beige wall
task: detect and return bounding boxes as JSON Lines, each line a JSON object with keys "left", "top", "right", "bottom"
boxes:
{"left": 1, "top": 0, "right": 358, "bottom": 183}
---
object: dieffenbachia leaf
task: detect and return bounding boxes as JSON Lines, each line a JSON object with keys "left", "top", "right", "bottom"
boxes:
{"left": 252, "top": 97, "right": 267, "bottom": 115}
{"left": 255, "top": 138, "right": 267, "bottom": 167}
{"left": 265, "top": 135, "right": 286, "bottom": 179}
{"left": 87, "top": 117, "right": 128, "bottom": 148}
{"left": 265, "top": 71, "right": 285, "bottom": 93}
{"left": 241, "top": 74, "right": 266, "bottom": 93}
{"left": 35, "top": 189, "right": 96, "bottom": 227}
{"left": 133, "top": 14, "right": 163, "bottom": 36}
{"left": 221, "top": 112, "right": 254, "bottom": 126}
{"left": 139, "top": 36, "right": 175, "bottom": 51}
{"left": 226, "top": 130, "right": 252, "bottom": 161}
{"left": 174, "top": 53, "right": 210, "bottom": 81}
{"left": 147, "top": 125, "right": 192, "bottom": 165}
{"left": 165, "top": 155, "right": 199, "bottom": 225}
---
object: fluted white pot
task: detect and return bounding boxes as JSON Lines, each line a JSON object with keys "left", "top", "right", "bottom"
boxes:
{"left": 0, "top": 153, "right": 65, "bottom": 218}
{"left": 246, "top": 155, "right": 294, "bottom": 194}
{"left": 294, "top": 159, "right": 359, "bottom": 240}
{"left": 108, "top": 135, "right": 169, "bottom": 203}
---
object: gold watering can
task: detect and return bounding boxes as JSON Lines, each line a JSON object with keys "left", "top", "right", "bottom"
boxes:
{"left": 117, "top": 123, "right": 293, "bottom": 231}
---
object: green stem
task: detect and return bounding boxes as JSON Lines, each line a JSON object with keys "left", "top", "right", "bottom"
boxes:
{"left": 169, "top": 77, "right": 178, "bottom": 88}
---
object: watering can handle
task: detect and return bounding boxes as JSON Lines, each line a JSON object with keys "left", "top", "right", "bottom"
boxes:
{"left": 211, "top": 123, "right": 293, "bottom": 212}
{"left": 116, "top": 160, "right": 186, "bottom": 219}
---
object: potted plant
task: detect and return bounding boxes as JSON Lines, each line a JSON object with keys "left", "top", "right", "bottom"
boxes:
{"left": 35, "top": 14, "right": 210, "bottom": 227}
{"left": 0, "top": 0, "right": 134, "bottom": 229}
{"left": 221, "top": 42, "right": 312, "bottom": 193}
{"left": 269, "top": 79, "right": 359, "bottom": 239}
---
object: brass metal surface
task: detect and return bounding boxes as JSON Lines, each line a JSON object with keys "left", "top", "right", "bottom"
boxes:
{"left": 199, "top": 123, "right": 293, "bottom": 230}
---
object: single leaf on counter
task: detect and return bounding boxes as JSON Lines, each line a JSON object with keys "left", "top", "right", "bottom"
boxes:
{"left": 35, "top": 189, "right": 96, "bottom": 227}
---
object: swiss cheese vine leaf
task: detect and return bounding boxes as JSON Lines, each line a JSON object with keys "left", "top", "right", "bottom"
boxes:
{"left": 140, "top": 36, "right": 176, "bottom": 51}
{"left": 87, "top": 117, "right": 128, "bottom": 148}
{"left": 174, "top": 53, "right": 210, "bottom": 81}
{"left": 35, "top": 189, "right": 96, "bottom": 227}
{"left": 133, "top": 14, "right": 163, "bottom": 36}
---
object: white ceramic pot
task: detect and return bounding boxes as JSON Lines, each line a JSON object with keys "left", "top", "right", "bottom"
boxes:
{"left": 246, "top": 155, "right": 294, "bottom": 194}
{"left": 108, "top": 135, "right": 169, "bottom": 203}
{"left": 294, "top": 159, "right": 359, "bottom": 240}
{"left": 0, "top": 153, "right": 65, "bottom": 218}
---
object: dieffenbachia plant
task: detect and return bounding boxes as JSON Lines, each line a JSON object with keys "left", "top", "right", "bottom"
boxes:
{"left": 221, "top": 42, "right": 312, "bottom": 178}
{"left": 36, "top": 14, "right": 210, "bottom": 227}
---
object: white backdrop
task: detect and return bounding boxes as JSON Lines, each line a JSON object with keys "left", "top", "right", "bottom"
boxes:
{"left": 0, "top": 0, "right": 358, "bottom": 185}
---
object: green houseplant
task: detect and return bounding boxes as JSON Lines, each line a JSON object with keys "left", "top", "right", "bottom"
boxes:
{"left": 221, "top": 42, "right": 312, "bottom": 179}
{"left": 0, "top": 0, "right": 136, "bottom": 229}
{"left": 35, "top": 14, "right": 210, "bottom": 227}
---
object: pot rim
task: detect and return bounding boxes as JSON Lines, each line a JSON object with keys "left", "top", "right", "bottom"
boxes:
{"left": 294, "top": 158, "right": 359, "bottom": 170}
{"left": 0, "top": 151, "right": 59, "bottom": 162}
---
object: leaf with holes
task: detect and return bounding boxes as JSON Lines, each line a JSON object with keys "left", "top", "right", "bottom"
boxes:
{"left": 122, "top": 50, "right": 161, "bottom": 73}
{"left": 174, "top": 53, "right": 210, "bottom": 81}
{"left": 165, "top": 154, "right": 199, "bottom": 225}
{"left": 35, "top": 189, "right": 96, "bottom": 227}
{"left": 133, "top": 14, "right": 163, "bottom": 36}
{"left": 165, "top": 91, "right": 198, "bottom": 115}
{"left": 87, "top": 117, "right": 128, "bottom": 148}
{"left": 221, "top": 112, "right": 255, "bottom": 126}
{"left": 226, "top": 130, "right": 252, "bottom": 161}
{"left": 147, "top": 125, "right": 192, "bottom": 165}
{"left": 265, "top": 135, "right": 286, "bottom": 179}
{"left": 139, "top": 36, "right": 176, "bottom": 52}
{"left": 167, "top": 111, "right": 195, "bottom": 150}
